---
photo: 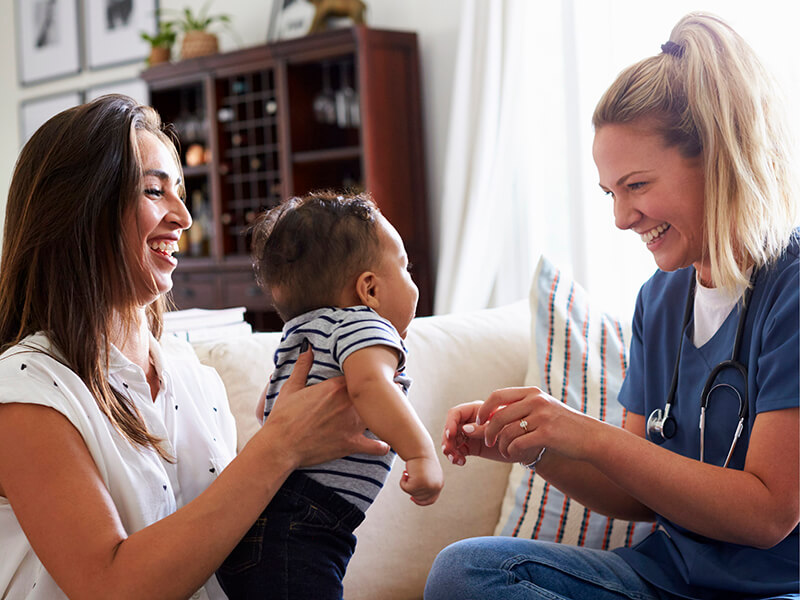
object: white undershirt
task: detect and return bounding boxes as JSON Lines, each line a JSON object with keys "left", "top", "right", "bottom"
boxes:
{"left": 693, "top": 269, "right": 751, "bottom": 347}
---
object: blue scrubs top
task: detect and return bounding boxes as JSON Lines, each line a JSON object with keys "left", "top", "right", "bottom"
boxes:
{"left": 613, "top": 236, "right": 799, "bottom": 599}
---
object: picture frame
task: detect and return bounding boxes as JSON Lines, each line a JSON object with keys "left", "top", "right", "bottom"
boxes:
{"left": 86, "top": 78, "right": 150, "bottom": 105}
{"left": 83, "top": 0, "right": 159, "bottom": 69}
{"left": 16, "top": 0, "right": 81, "bottom": 85}
{"left": 19, "top": 91, "right": 83, "bottom": 146}
{"left": 268, "top": 0, "right": 316, "bottom": 42}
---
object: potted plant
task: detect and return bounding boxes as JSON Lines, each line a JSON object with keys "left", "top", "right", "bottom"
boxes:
{"left": 140, "top": 20, "right": 177, "bottom": 66}
{"left": 168, "top": 2, "right": 233, "bottom": 60}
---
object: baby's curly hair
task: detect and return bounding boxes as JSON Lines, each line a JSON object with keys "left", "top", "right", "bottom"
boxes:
{"left": 251, "top": 191, "right": 382, "bottom": 321}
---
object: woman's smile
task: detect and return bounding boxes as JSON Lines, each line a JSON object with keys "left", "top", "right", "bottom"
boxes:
{"left": 148, "top": 238, "right": 180, "bottom": 264}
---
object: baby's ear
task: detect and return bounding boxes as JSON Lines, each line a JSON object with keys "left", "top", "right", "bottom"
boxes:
{"left": 355, "top": 271, "right": 379, "bottom": 308}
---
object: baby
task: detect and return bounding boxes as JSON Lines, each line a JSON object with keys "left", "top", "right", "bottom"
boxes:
{"left": 216, "top": 191, "right": 443, "bottom": 600}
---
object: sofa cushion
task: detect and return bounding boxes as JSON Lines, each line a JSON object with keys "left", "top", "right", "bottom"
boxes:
{"left": 343, "top": 301, "right": 529, "bottom": 599}
{"left": 192, "top": 332, "right": 282, "bottom": 452}
{"left": 493, "top": 256, "right": 655, "bottom": 548}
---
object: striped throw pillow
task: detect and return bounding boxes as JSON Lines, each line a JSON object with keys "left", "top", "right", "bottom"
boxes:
{"left": 493, "top": 255, "right": 656, "bottom": 548}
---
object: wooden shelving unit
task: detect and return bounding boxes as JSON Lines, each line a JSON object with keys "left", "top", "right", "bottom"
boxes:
{"left": 141, "top": 27, "right": 432, "bottom": 330}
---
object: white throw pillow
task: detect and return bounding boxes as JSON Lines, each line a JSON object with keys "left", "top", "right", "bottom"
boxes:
{"left": 493, "top": 256, "right": 655, "bottom": 548}
{"left": 192, "top": 332, "right": 282, "bottom": 452}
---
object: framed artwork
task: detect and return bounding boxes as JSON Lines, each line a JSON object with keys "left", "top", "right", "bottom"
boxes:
{"left": 86, "top": 78, "right": 150, "bottom": 105}
{"left": 16, "top": 0, "right": 81, "bottom": 85}
{"left": 83, "top": 0, "right": 158, "bottom": 69}
{"left": 19, "top": 91, "right": 83, "bottom": 146}
{"left": 268, "top": 0, "right": 316, "bottom": 42}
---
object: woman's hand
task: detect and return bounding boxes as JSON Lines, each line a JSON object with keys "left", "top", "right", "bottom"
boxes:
{"left": 441, "top": 387, "right": 604, "bottom": 468}
{"left": 478, "top": 386, "right": 600, "bottom": 464}
{"left": 441, "top": 400, "right": 508, "bottom": 466}
{"left": 255, "top": 348, "right": 390, "bottom": 469}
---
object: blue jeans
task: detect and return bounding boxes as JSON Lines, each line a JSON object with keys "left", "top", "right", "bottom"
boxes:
{"left": 424, "top": 537, "right": 798, "bottom": 600}
{"left": 425, "top": 537, "right": 667, "bottom": 600}
{"left": 216, "top": 471, "right": 365, "bottom": 600}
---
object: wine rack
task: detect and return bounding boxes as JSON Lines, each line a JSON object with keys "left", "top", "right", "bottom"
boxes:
{"left": 141, "top": 27, "right": 432, "bottom": 330}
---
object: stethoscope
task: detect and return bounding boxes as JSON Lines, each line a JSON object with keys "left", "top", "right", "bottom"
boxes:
{"left": 647, "top": 268, "right": 757, "bottom": 468}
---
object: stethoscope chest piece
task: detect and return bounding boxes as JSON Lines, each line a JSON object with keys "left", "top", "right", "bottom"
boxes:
{"left": 647, "top": 406, "right": 677, "bottom": 442}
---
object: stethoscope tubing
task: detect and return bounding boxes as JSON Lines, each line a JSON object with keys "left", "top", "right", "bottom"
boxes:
{"left": 648, "top": 268, "right": 758, "bottom": 467}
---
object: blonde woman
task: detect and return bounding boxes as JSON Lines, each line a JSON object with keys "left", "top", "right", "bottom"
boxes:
{"left": 0, "top": 95, "right": 388, "bottom": 599}
{"left": 428, "top": 13, "right": 798, "bottom": 599}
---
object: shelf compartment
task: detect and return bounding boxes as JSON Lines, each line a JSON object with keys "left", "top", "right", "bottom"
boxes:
{"left": 151, "top": 82, "right": 208, "bottom": 167}
{"left": 291, "top": 156, "right": 362, "bottom": 197}
{"left": 286, "top": 57, "right": 361, "bottom": 153}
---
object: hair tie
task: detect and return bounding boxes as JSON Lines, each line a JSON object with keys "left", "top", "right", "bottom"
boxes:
{"left": 661, "top": 41, "right": 684, "bottom": 58}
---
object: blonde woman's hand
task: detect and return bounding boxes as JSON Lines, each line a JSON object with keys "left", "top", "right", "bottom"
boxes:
{"left": 478, "top": 386, "right": 600, "bottom": 464}
{"left": 441, "top": 400, "right": 508, "bottom": 466}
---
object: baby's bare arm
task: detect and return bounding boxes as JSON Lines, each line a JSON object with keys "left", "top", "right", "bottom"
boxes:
{"left": 342, "top": 346, "right": 443, "bottom": 504}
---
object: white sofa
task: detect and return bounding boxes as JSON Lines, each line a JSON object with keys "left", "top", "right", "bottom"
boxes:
{"left": 186, "top": 301, "right": 530, "bottom": 600}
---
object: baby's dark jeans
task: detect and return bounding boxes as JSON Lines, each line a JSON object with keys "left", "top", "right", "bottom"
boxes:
{"left": 215, "top": 471, "right": 366, "bottom": 600}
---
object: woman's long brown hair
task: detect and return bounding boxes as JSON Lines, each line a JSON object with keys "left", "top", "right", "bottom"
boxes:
{"left": 0, "top": 94, "right": 176, "bottom": 458}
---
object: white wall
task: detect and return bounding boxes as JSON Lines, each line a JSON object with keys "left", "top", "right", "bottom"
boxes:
{"left": 0, "top": 0, "right": 463, "bottom": 259}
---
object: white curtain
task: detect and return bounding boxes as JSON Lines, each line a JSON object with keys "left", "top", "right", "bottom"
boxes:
{"left": 434, "top": 0, "right": 800, "bottom": 319}
{"left": 435, "top": 0, "right": 582, "bottom": 314}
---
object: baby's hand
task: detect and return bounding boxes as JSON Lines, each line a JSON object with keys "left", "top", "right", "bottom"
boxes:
{"left": 400, "top": 456, "right": 444, "bottom": 506}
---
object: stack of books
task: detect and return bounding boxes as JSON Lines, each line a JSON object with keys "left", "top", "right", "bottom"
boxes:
{"left": 163, "top": 306, "right": 252, "bottom": 342}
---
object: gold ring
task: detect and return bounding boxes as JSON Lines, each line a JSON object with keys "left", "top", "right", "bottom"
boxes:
{"left": 520, "top": 419, "right": 529, "bottom": 432}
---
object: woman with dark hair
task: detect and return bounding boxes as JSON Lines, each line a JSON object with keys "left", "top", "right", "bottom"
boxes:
{"left": 0, "top": 94, "right": 388, "bottom": 599}
{"left": 427, "top": 12, "right": 798, "bottom": 600}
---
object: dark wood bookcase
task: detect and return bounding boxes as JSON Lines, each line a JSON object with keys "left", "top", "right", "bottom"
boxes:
{"left": 141, "top": 27, "right": 432, "bottom": 330}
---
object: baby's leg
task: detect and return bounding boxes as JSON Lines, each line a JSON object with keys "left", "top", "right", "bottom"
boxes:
{"left": 216, "top": 472, "right": 363, "bottom": 600}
